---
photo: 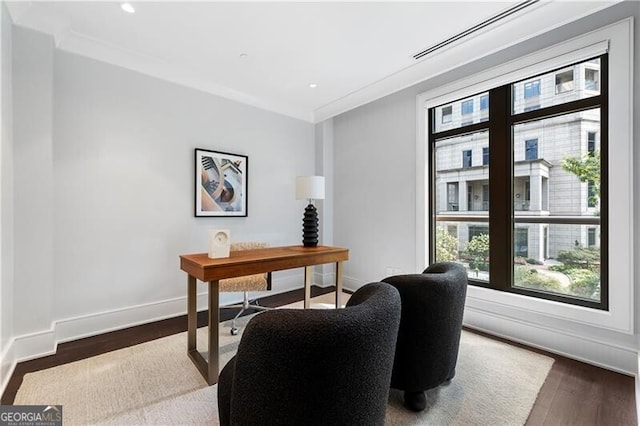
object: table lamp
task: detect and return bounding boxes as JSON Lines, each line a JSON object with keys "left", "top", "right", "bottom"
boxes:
{"left": 295, "top": 176, "right": 325, "bottom": 247}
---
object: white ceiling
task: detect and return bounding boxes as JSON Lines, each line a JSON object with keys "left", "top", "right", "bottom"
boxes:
{"left": 6, "top": 1, "right": 620, "bottom": 122}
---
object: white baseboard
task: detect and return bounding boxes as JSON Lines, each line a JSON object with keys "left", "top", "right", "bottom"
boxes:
{"left": 5, "top": 273, "right": 306, "bottom": 374}
{"left": 636, "top": 355, "right": 640, "bottom": 421}
{"left": 464, "top": 306, "right": 638, "bottom": 375}
{"left": 343, "top": 274, "right": 637, "bottom": 375}
{"left": 313, "top": 271, "right": 335, "bottom": 287}
{"left": 1, "top": 339, "right": 16, "bottom": 399}
{"left": 342, "top": 275, "right": 365, "bottom": 292}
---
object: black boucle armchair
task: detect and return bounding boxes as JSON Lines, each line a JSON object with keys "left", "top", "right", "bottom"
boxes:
{"left": 217, "top": 282, "right": 401, "bottom": 426}
{"left": 382, "top": 262, "right": 468, "bottom": 411}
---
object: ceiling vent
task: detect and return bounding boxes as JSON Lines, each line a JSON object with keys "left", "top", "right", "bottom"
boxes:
{"left": 412, "top": 0, "right": 539, "bottom": 61}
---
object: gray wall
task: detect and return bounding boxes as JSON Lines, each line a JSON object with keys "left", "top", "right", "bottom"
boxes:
{"left": 12, "top": 26, "right": 54, "bottom": 337}
{"left": 10, "top": 28, "right": 315, "bottom": 340}
{"left": 1, "top": 1, "right": 14, "bottom": 379}
{"left": 334, "top": 89, "right": 416, "bottom": 283}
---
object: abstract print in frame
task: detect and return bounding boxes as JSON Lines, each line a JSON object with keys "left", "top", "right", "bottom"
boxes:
{"left": 195, "top": 148, "right": 248, "bottom": 217}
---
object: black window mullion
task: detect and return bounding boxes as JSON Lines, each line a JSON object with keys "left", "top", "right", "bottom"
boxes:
{"left": 488, "top": 85, "right": 512, "bottom": 290}
{"left": 427, "top": 109, "right": 436, "bottom": 266}
{"left": 599, "top": 54, "right": 609, "bottom": 310}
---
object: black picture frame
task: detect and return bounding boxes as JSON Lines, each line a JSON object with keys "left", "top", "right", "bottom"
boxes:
{"left": 195, "top": 148, "right": 248, "bottom": 217}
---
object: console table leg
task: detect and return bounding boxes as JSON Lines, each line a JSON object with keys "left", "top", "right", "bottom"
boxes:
{"left": 187, "top": 275, "right": 197, "bottom": 351}
{"left": 208, "top": 280, "right": 219, "bottom": 385}
{"left": 336, "top": 261, "right": 343, "bottom": 308}
{"left": 304, "top": 266, "right": 312, "bottom": 309}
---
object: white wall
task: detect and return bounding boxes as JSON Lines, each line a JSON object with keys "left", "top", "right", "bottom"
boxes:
{"left": 0, "top": 1, "right": 15, "bottom": 392}
{"left": 12, "top": 26, "right": 54, "bottom": 338}
{"left": 6, "top": 27, "right": 315, "bottom": 371}
{"left": 334, "top": 89, "right": 417, "bottom": 284}
{"left": 333, "top": 1, "right": 640, "bottom": 374}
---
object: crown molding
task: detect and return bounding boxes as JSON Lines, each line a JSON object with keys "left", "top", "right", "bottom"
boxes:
{"left": 7, "top": 1, "right": 314, "bottom": 123}
{"left": 6, "top": 1, "right": 621, "bottom": 124}
{"left": 5, "top": 1, "right": 32, "bottom": 24}
{"left": 312, "top": 1, "right": 622, "bottom": 122}
{"left": 57, "top": 29, "right": 314, "bottom": 122}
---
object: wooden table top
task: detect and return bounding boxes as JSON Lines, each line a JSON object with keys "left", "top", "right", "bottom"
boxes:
{"left": 179, "top": 245, "right": 349, "bottom": 282}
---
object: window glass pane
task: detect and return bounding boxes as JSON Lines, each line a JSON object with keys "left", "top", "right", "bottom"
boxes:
{"left": 585, "top": 68, "right": 599, "bottom": 91}
{"left": 513, "top": 108, "right": 600, "bottom": 216}
{"left": 512, "top": 58, "right": 600, "bottom": 114}
{"left": 525, "top": 139, "right": 538, "bottom": 160}
{"left": 555, "top": 70, "right": 574, "bottom": 94}
{"left": 435, "top": 130, "right": 489, "bottom": 281}
{"left": 587, "top": 131, "right": 597, "bottom": 153}
{"left": 435, "top": 131, "right": 489, "bottom": 212}
{"left": 524, "top": 80, "right": 540, "bottom": 98}
{"left": 461, "top": 100, "right": 473, "bottom": 115}
{"left": 513, "top": 108, "right": 601, "bottom": 303}
{"left": 435, "top": 222, "right": 490, "bottom": 282}
{"left": 462, "top": 150, "right": 472, "bottom": 168}
{"left": 434, "top": 92, "right": 489, "bottom": 132}
{"left": 513, "top": 223, "right": 601, "bottom": 302}
{"left": 480, "top": 95, "right": 489, "bottom": 110}
{"left": 442, "top": 105, "right": 452, "bottom": 123}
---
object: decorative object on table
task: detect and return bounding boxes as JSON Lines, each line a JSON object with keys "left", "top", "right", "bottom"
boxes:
{"left": 295, "top": 176, "right": 325, "bottom": 247}
{"left": 195, "top": 148, "right": 248, "bottom": 217}
{"left": 382, "top": 262, "right": 468, "bottom": 412}
{"left": 208, "top": 229, "right": 231, "bottom": 259}
{"left": 217, "top": 281, "right": 401, "bottom": 426}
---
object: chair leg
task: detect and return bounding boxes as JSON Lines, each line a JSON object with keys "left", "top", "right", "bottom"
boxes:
{"left": 403, "top": 390, "right": 427, "bottom": 412}
{"left": 230, "top": 292, "right": 250, "bottom": 336}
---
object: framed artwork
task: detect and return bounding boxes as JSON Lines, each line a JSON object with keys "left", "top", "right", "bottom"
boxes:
{"left": 195, "top": 148, "right": 248, "bottom": 217}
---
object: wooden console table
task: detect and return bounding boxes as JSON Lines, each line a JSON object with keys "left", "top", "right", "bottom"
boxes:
{"left": 179, "top": 245, "right": 349, "bottom": 385}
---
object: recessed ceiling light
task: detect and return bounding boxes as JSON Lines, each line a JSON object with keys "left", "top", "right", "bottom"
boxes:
{"left": 121, "top": 3, "right": 135, "bottom": 14}
{"left": 309, "top": 83, "right": 318, "bottom": 89}
{"left": 239, "top": 53, "right": 248, "bottom": 59}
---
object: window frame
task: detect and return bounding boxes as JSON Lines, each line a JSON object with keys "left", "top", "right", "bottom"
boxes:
{"left": 427, "top": 54, "right": 609, "bottom": 310}
{"left": 415, "top": 20, "right": 633, "bottom": 334}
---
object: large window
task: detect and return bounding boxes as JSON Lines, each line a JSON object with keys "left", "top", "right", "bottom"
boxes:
{"left": 429, "top": 56, "right": 607, "bottom": 309}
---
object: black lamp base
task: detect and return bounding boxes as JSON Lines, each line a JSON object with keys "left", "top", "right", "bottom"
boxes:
{"left": 302, "top": 204, "right": 319, "bottom": 247}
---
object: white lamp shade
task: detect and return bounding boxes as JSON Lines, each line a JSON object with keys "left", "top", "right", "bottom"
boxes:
{"left": 296, "top": 176, "right": 325, "bottom": 200}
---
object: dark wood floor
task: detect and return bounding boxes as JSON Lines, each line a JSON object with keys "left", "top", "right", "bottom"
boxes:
{"left": 2, "top": 286, "right": 637, "bottom": 425}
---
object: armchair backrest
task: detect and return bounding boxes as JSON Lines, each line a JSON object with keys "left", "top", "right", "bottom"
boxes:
{"left": 382, "top": 261, "right": 468, "bottom": 391}
{"left": 220, "top": 282, "right": 401, "bottom": 426}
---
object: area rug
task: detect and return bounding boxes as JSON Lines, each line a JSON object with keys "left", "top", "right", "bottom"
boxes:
{"left": 14, "top": 294, "right": 553, "bottom": 425}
